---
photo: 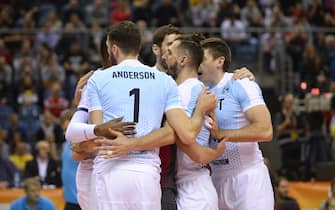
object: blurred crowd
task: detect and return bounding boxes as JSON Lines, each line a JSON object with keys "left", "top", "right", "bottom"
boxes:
{"left": 1, "top": 0, "right": 335, "bottom": 192}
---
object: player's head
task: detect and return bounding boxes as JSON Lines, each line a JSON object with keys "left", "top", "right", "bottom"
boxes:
{"left": 100, "top": 34, "right": 115, "bottom": 68}
{"left": 275, "top": 176, "right": 289, "bottom": 198}
{"left": 165, "top": 39, "right": 203, "bottom": 79}
{"left": 198, "top": 37, "right": 231, "bottom": 86}
{"left": 106, "top": 21, "right": 141, "bottom": 64}
{"left": 23, "top": 176, "right": 41, "bottom": 203}
{"left": 152, "top": 24, "right": 181, "bottom": 71}
{"left": 175, "top": 32, "right": 206, "bottom": 44}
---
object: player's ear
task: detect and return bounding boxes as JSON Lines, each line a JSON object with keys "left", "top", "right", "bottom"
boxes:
{"left": 216, "top": 56, "right": 225, "bottom": 70}
{"left": 152, "top": 44, "right": 160, "bottom": 56}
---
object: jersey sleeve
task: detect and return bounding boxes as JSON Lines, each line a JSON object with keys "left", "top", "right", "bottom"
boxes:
{"left": 185, "top": 83, "right": 203, "bottom": 117}
{"left": 164, "top": 76, "right": 183, "bottom": 112}
{"left": 234, "top": 79, "right": 265, "bottom": 112}
{"left": 65, "top": 109, "right": 97, "bottom": 143}
{"left": 87, "top": 75, "right": 102, "bottom": 112}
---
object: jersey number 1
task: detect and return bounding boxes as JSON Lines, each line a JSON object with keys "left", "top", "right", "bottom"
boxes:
{"left": 129, "top": 88, "right": 140, "bottom": 122}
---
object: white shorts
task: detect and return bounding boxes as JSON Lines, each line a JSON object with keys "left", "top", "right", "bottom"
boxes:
{"left": 94, "top": 161, "right": 161, "bottom": 210}
{"left": 211, "top": 162, "right": 274, "bottom": 210}
{"left": 76, "top": 162, "right": 93, "bottom": 210}
{"left": 177, "top": 175, "right": 218, "bottom": 210}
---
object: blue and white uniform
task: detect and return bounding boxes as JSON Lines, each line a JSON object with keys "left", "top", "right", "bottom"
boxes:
{"left": 209, "top": 73, "right": 274, "bottom": 210}
{"left": 175, "top": 78, "right": 218, "bottom": 210}
{"left": 87, "top": 59, "right": 182, "bottom": 210}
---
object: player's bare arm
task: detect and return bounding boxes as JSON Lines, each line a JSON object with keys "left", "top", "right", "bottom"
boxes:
{"left": 95, "top": 123, "right": 176, "bottom": 158}
{"left": 165, "top": 87, "right": 217, "bottom": 145}
{"left": 73, "top": 70, "right": 94, "bottom": 107}
{"left": 209, "top": 105, "right": 273, "bottom": 142}
{"left": 176, "top": 137, "right": 226, "bottom": 164}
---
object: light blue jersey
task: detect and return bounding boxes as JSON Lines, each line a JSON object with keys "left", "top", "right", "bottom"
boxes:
{"left": 210, "top": 73, "right": 265, "bottom": 174}
{"left": 175, "top": 78, "right": 211, "bottom": 183}
{"left": 87, "top": 59, "right": 181, "bottom": 171}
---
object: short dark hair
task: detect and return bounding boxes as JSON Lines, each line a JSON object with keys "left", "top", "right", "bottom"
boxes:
{"left": 275, "top": 176, "right": 288, "bottom": 188}
{"left": 201, "top": 37, "right": 231, "bottom": 71}
{"left": 153, "top": 24, "right": 180, "bottom": 47}
{"left": 177, "top": 40, "right": 203, "bottom": 69}
{"left": 176, "top": 32, "right": 206, "bottom": 44}
{"left": 107, "top": 21, "right": 141, "bottom": 55}
{"left": 100, "top": 34, "right": 109, "bottom": 65}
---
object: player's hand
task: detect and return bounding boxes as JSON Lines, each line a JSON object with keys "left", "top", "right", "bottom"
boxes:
{"left": 197, "top": 87, "right": 218, "bottom": 113}
{"left": 214, "top": 137, "right": 227, "bottom": 156}
{"left": 94, "top": 129, "right": 136, "bottom": 159}
{"left": 207, "top": 111, "right": 219, "bottom": 139}
{"left": 94, "top": 117, "right": 137, "bottom": 139}
{"left": 232, "top": 67, "right": 255, "bottom": 81}
{"left": 73, "top": 70, "right": 94, "bottom": 107}
{"left": 71, "top": 139, "right": 98, "bottom": 154}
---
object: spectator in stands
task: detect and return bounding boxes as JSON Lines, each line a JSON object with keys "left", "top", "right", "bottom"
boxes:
{"left": 61, "top": 0, "right": 85, "bottom": 25}
{"left": 275, "top": 176, "right": 301, "bottom": 210}
{"left": 62, "top": 39, "right": 89, "bottom": 100}
{"left": 35, "top": 110, "right": 63, "bottom": 147}
{"left": 190, "top": 0, "right": 218, "bottom": 27}
{"left": 260, "top": 28, "right": 283, "bottom": 73}
{"left": 25, "top": 140, "right": 61, "bottom": 188}
{"left": 85, "top": 0, "right": 108, "bottom": 26}
{"left": 131, "top": 0, "right": 152, "bottom": 25}
{"left": 0, "top": 128, "right": 9, "bottom": 159}
{"left": 110, "top": 0, "right": 131, "bottom": 23}
{"left": 5, "top": 113, "right": 28, "bottom": 144}
{"left": 264, "top": 3, "right": 289, "bottom": 28}
{"left": 274, "top": 93, "right": 298, "bottom": 140}
{"left": 44, "top": 82, "right": 69, "bottom": 118}
{"left": 10, "top": 141, "right": 33, "bottom": 174}
{"left": 220, "top": 4, "right": 248, "bottom": 55}
{"left": 319, "top": 178, "right": 335, "bottom": 210}
{"left": 45, "top": 131, "right": 60, "bottom": 161}
{"left": 36, "top": 20, "right": 60, "bottom": 50}
{"left": 153, "top": 0, "right": 180, "bottom": 26}
{"left": 0, "top": 56, "right": 13, "bottom": 100}
{"left": 10, "top": 176, "right": 55, "bottom": 210}
{"left": 0, "top": 157, "right": 19, "bottom": 189}
{"left": 240, "top": 0, "right": 263, "bottom": 27}
{"left": 40, "top": 54, "right": 65, "bottom": 91}
{"left": 0, "top": 97, "right": 13, "bottom": 128}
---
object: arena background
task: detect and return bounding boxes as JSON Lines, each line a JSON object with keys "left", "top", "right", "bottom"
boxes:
{"left": 0, "top": 0, "right": 335, "bottom": 209}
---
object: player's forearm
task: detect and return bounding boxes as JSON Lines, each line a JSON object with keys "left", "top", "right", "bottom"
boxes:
{"left": 176, "top": 140, "right": 221, "bottom": 164}
{"left": 89, "top": 110, "right": 103, "bottom": 124}
{"left": 65, "top": 122, "right": 96, "bottom": 143}
{"left": 217, "top": 122, "right": 273, "bottom": 142}
{"left": 72, "top": 151, "right": 89, "bottom": 162}
{"left": 134, "top": 126, "right": 176, "bottom": 150}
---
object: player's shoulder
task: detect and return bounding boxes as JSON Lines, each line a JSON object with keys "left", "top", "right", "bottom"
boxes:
{"left": 230, "top": 77, "right": 259, "bottom": 89}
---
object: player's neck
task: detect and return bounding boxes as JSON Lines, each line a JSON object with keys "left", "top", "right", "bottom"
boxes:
{"left": 211, "top": 71, "right": 226, "bottom": 87}
{"left": 155, "top": 62, "right": 167, "bottom": 73}
{"left": 116, "top": 54, "right": 138, "bottom": 64}
{"left": 176, "top": 67, "right": 198, "bottom": 85}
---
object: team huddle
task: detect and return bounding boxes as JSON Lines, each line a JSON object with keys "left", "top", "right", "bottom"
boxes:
{"left": 65, "top": 21, "right": 274, "bottom": 210}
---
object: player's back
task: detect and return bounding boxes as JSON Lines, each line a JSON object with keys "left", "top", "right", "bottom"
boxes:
{"left": 87, "top": 59, "right": 180, "bottom": 170}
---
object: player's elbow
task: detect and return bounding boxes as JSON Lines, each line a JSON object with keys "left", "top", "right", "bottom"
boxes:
{"left": 260, "top": 124, "right": 273, "bottom": 142}
{"left": 192, "top": 154, "right": 210, "bottom": 164}
{"left": 178, "top": 132, "right": 196, "bottom": 146}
